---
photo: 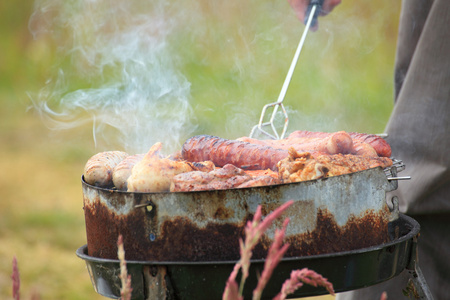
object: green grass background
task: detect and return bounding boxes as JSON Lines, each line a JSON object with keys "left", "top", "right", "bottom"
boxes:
{"left": 1, "top": 0, "right": 400, "bottom": 299}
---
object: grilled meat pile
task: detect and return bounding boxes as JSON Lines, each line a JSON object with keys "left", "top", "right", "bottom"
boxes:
{"left": 171, "top": 164, "right": 280, "bottom": 192}
{"left": 278, "top": 148, "right": 393, "bottom": 183}
{"left": 83, "top": 131, "right": 393, "bottom": 192}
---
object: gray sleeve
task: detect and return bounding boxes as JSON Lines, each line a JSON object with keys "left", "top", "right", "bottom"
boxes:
{"left": 385, "top": 0, "right": 450, "bottom": 215}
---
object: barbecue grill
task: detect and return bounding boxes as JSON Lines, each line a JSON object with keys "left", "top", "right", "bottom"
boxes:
{"left": 82, "top": 165, "right": 397, "bottom": 262}
{"left": 77, "top": 160, "right": 433, "bottom": 299}
{"left": 77, "top": 213, "right": 431, "bottom": 299}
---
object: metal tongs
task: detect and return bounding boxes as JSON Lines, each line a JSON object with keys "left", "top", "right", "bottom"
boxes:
{"left": 249, "top": 0, "right": 324, "bottom": 140}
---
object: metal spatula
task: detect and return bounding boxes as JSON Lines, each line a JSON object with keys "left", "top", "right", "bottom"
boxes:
{"left": 249, "top": 0, "right": 324, "bottom": 140}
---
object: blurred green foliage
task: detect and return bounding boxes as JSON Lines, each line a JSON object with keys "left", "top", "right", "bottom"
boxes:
{"left": 1, "top": 0, "right": 400, "bottom": 142}
{"left": 166, "top": 0, "right": 400, "bottom": 137}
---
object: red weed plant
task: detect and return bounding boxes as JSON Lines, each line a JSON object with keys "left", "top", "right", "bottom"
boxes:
{"left": 117, "top": 234, "right": 133, "bottom": 300}
{"left": 222, "top": 200, "right": 335, "bottom": 300}
{"left": 252, "top": 217, "right": 290, "bottom": 300}
{"left": 273, "top": 268, "right": 335, "bottom": 300}
{"left": 12, "top": 256, "right": 20, "bottom": 300}
{"left": 10, "top": 256, "right": 41, "bottom": 300}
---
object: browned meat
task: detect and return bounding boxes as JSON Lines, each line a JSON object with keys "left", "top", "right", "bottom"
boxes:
{"left": 189, "top": 161, "right": 216, "bottom": 172}
{"left": 181, "top": 135, "right": 289, "bottom": 171}
{"left": 127, "top": 143, "right": 195, "bottom": 193}
{"left": 236, "top": 176, "right": 280, "bottom": 188}
{"left": 288, "top": 130, "right": 391, "bottom": 157}
{"left": 348, "top": 132, "right": 392, "bottom": 157}
{"left": 238, "top": 131, "right": 354, "bottom": 155}
{"left": 112, "top": 153, "right": 145, "bottom": 190}
{"left": 352, "top": 140, "right": 378, "bottom": 157}
{"left": 278, "top": 148, "right": 393, "bottom": 183}
{"left": 288, "top": 130, "right": 337, "bottom": 139}
{"left": 85, "top": 130, "right": 392, "bottom": 192}
{"left": 170, "top": 164, "right": 281, "bottom": 192}
{"left": 170, "top": 171, "right": 216, "bottom": 192}
{"left": 243, "top": 169, "right": 278, "bottom": 179}
{"left": 84, "top": 151, "right": 129, "bottom": 187}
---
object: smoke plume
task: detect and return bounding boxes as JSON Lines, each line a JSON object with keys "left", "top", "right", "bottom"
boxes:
{"left": 29, "top": 1, "right": 196, "bottom": 154}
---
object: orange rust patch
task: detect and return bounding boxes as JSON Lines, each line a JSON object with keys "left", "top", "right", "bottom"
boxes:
{"left": 85, "top": 197, "right": 390, "bottom": 261}
{"left": 283, "top": 209, "right": 390, "bottom": 257}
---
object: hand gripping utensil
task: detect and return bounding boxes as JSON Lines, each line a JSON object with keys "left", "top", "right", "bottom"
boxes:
{"left": 249, "top": 0, "right": 324, "bottom": 140}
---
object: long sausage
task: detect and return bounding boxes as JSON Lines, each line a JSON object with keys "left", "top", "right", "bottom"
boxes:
{"left": 348, "top": 132, "right": 392, "bottom": 157}
{"left": 182, "top": 135, "right": 289, "bottom": 171}
{"left": 288, "top": 130, "right": 391, "bottom": 157}
{"left": 239, "top": 131, "right": 353, "bottom": 155}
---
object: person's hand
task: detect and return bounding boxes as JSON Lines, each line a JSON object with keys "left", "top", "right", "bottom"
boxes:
{"left": 287, "top": 0, "right": 341, "bottom": 30}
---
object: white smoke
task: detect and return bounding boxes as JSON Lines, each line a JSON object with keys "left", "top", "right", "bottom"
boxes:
{"left": 28, "top": 1, "right": 196, "bottom": 154}
{"left": 28, "top": 0, "right": 396, "bottom": 153}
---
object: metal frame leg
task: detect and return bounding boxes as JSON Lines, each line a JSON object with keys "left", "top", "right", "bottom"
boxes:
{"left": 404, "top": 236, "right": 434, "bottom": 300}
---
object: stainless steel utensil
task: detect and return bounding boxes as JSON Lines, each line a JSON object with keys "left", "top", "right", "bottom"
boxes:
{"left": 249, "top": 0, "right": 324, "bottom": 139}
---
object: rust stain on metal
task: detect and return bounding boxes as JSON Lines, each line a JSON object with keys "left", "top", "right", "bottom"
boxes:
{"left": 84, "top": 193, "right": 148, "bottom": 260}
{"left": 85, "top": 195, "right": 390, "bottom": 261}
{"left": 213, "top": 206, "right": 235, "bottom": 220}
{"left": 283, "top": 208, "right": 390, "bottom": 257}
{"left": 85, "top": 196, "right": 246, "bottom": 261}
{"left": 83, "top": 167, "right": 393, "bottom": 262}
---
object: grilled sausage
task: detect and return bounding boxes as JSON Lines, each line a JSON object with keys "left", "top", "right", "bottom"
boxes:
{"left": 348, "top": 132, "right": 392, "bottom": 157}
{"left": 189, "top": 160, "right": 216, "bottom": 172}
{"left": 112, "top": 153, "right": 145, "bottom": 190}
{"left": 288, "top": 130, "right": 392, "bottom": 157}
{"left": 287, "top": 130, "right": 330, "bottom": 139}
{"left": 239, "top": 131, "right": 353, "bottom": 155}
{"left": 351, "top": 140, "right": 378, "bottom": 157}
{"left": 83, "top": 151, "right": 129, "bottom": 187}
{"left": 182, "top": 135, "right": 289, "bottom": 171}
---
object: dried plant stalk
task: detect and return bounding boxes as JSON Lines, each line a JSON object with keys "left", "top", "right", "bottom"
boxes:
{"left": 223, "top": 200, "right": 294, "bottom": 300}
{"left": 11, "top": 256, "right": 20, "bottom": 300}
{"left": 274, "top": 268, "right": 335, "bottom": 300}
{"left": 223, "top": 199, "right": 336, "bottom": 300}
{"left": 117, "top": 234, "right": 133, "bottom": 300}
{"left": 252, "top": 218, "right": 290, "bottom": 300}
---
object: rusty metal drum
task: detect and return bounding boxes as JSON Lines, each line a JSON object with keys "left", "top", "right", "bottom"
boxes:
{"left": 83, "top": 166, "right": 398, "bottom": 261}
